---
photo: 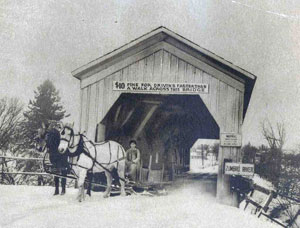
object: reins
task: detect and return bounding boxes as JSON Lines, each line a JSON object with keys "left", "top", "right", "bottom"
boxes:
{"left": 60, "top": 127, "right": 126, "bottom": 183}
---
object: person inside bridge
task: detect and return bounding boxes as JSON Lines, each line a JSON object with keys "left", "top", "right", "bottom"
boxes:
{"left": 125, "top": 139, "right": 141, "bottom": 182}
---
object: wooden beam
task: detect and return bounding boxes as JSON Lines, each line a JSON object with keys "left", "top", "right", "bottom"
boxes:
{"left": 120, "top": 108, "right": 135, "bottom": 128}
{"left": 142, "top": 100, "right": 162, "bottom": 105}
{"left": 114, "top": 105, "right": 122, "bottom": 123}
{"left": 133, "top": 105, "right": 158, "bottom": 139}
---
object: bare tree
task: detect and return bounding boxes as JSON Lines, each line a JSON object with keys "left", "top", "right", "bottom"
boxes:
{"left": 261, "top": 119, "right": 286, "bottom": 149}
{"left": 0, "top": 97, "right": 23, "bottom": 151}
{"left": 0, "top": 97, "right": 23, "bottom": 184}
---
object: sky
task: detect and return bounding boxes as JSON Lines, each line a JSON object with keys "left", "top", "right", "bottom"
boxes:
{"left": 1, "top": 0, "right": 300, "bottom": 149}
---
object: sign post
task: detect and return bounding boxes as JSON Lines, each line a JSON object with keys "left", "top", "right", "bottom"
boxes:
{"left": 224, "top": 163, "right": 254, "bottom": 176}
{"left": 217, "top": 132, "right": 243, "bottom": 207}
{"left": 220, "top": 133, "right": 242, "bottom": 147}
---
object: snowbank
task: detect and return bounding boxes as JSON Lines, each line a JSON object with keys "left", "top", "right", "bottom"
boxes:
{"left": 252, "top": 174, "right": 275, "bottom": 190}
{"left": 0, "top": 185, "right": 277, "bottom": 228}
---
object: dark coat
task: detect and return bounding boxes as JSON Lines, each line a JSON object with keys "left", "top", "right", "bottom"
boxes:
{"left": 46, "top": 128, "right": 68, "bottom": 169}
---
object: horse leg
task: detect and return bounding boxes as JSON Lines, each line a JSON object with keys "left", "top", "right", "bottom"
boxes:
{"left": 77, "top": 169, "right": 87, "bottom": 202}
{"left": 118, "top": 162, "right": 126, "bottom": 196}
{"left": 86, "top": 171, "right": 92, "bottom": 196}
{"left": 61, "top": 169, "right": 67, "bottom": 195}
{"left": 54, "top": 176, "right": 59, "bottom": 195}
{"left": 103, "top": 170, "right": 112, "bottom": 198}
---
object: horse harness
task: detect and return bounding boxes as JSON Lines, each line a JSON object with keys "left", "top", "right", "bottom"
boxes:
{"left": 61, "top": 126, "right": 126, "bottom": 182}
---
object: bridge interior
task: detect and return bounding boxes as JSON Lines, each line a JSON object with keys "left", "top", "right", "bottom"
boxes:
{"left": 100, "top": 93, "right": 220, "bottom": 177}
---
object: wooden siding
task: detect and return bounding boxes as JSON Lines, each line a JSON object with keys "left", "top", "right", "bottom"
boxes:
{"left": 80, "top": 49, "right": 244, "bottom": 156}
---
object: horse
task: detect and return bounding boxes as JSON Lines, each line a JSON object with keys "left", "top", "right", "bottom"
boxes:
{"left": 36, "top": 122, "right": 69, "bottom": 195}
{"left": 57, "top": 123, "right": 127, "bottom": 201}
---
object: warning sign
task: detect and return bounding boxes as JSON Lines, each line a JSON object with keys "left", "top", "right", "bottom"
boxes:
{"left": 220, "top": 133, "right": 242, "bottom": 147}
{"left": 225, "top": 163, "right": 254, "bottom": 176}
{"left": 112, "top": 81, "right": 209, "bottom": 94}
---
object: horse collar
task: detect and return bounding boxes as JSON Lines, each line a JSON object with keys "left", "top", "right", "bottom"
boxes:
{"left": 67, "top": 134, "right": 84, "bottom": 157}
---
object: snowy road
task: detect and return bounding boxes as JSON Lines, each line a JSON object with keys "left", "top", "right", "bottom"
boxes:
{"left": 0, "top": 184, "right": 277, "bottom": 228}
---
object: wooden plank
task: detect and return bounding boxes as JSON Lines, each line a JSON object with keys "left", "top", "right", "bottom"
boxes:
{"left": 87, "top": 83, "right": 97, "bottom": 139}
{"left": 153, "top": 50, "right": 163, "bottom": 82}
{"left": 209, "top": 76, "right": 220, "bottom": 126}
{"left": 72, "top": 31, "right": 167, "bottom": 79}
{"left": 177, "top": 59, "right": 186, "bottom": 83}
{"left": 136, "top": 58, "right": 144, "bottom": 81}
{"left": 111, "top": 71, "right": 122, "bottom": 105}
{"left": 104, "top": 74, "right": 122, "bottom": 120}
{"left": 162, "top": 50, "right": 171, "bottom": 82}
{"left": 81, "top": 42, "right": 164, "bottom": 88}
{"left": 85, "top": 86, "right": 91, "bottom": 133}
{"left": 259, "top": 213, "right": 287, "bottom": 227}
{"left": 79, "top": 88, "right": 84, "bottom": 132}
{"left": 73, "top": 28, "right": 255, "bottom": 82}
{"left": 218, "top": 82, "right": 228, "bottom": 131}
{"left": 114, "top": 70, "right": 123, "bottom": 100}
{"left": 102, "top": 78, "right": 109, "bottom": 123}
{"left": 121, "top": 66, "right": 129, "bottom": 82}
{"left": 226, "top": 86, "right": 236, "bottom": 133}
{"left": 194, "top": 68, "right": 203, "bottom": 83}
{"left": 195, "top": 69, "right": 206, "bottom": 106}
{"left": 81, "top": 87, "right": 88, "bottom": 133}
{"left": 97, "top": 80, "right": 105, "bottom": 124}
{"left": 162, "top": 31, "right": 256, "bottom": 80}
{"left": 144, "top": 54, "right": 155, "bottom": 82}
{"left": 201, "top": 72, "right": 211, "bottom": 110}
{"left": 169, "top": 54, "right": 179, "bottom": 83}
{"left": 162, "top": 42, "right": 245, "bottom": 92}
{"left": 127, "top": 63, "right": 135, "bottom": 81}
{"left": 95, "top": 81, "right": 100, "bottom": 125}
{"left": 186, "top": 63, "right": 195, "bottom": 83}
{"left": 238, "top": 91, "right": 244, "bottom": 133}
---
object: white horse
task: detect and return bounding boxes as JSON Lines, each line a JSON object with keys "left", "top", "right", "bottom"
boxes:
{"left": 57, "top": 123, "right": 127, "bottom": 201}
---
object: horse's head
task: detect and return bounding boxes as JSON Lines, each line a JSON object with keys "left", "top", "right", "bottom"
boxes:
{"left": 35, "top": 121, "right": 62, "bottom": 154}
{"left": 58, "top": 122, "right": 74, "bottom": 154}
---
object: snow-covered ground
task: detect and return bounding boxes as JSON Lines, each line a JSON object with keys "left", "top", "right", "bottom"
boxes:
{"left": 0, "top": 184, "right": 278, "bottom": 228}
{"left": 188, "top": 164, "right": 218, "bottom": 175}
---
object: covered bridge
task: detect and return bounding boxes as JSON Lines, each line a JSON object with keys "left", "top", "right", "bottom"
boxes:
{"left": 72, "top": 27, "right": 256, "bottom": 204}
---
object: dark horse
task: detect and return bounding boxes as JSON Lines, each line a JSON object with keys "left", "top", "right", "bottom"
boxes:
{"left": 36, "top": 123, "right": 69, "bottom": 195}
{"left": 36, "top": 123, "right": 93, "bottom": 196}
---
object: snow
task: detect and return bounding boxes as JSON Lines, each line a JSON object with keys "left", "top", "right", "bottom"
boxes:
{"left": 188, "top": 165, "right": 218, "bottom": 175}
{"left": 0, "top": 184, "right": 278, "bottom": 228}
{"left": 252, "top": 174, "right": 275, "bottom": 190}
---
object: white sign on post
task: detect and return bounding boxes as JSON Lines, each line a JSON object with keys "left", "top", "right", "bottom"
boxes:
{"left": 225, "top": 163, "right": 254, "bottom": 176}
{"left": 113, "top": 81, "right": 209, "bottom": 94}
{"left": 220, "top": 133, "right": 242, "bottom": 147}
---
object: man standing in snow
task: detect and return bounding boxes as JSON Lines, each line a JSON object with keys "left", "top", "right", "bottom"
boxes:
{"left": 125, "top": 140, "right": 141, "bottom": 182}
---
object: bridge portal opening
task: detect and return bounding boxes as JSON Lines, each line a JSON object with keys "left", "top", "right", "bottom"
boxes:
{"left": 100, "top": 93, "right": 219, "bottom": 177}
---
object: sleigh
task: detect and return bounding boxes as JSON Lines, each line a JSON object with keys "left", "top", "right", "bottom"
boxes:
{"left": 43, "top": 151, "right": 167, "bottom": 197}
